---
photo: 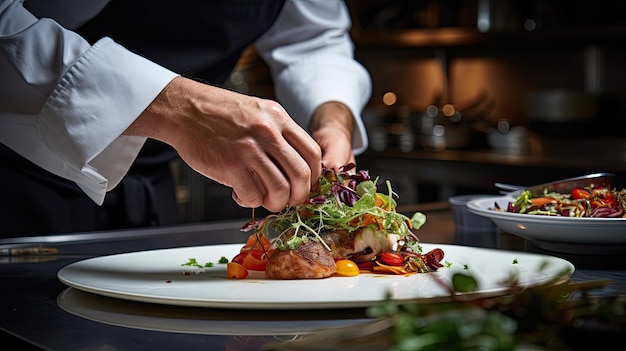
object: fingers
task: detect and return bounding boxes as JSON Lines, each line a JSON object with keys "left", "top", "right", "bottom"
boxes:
{"left": 230, "top": 165, "right": 268, "bottom": 210}
{"left": 320, "top": 145, "right": 355, "bottom": 172}
{"left": 312, "top": 126, "right": 354, "bottom": 172}
{"left": 213, "top": 129, "right": 320, "bottom": 213}
{"left": 281, "top": 128, "right": 322, "bottom": 202}
{"left": 160, "top": 83, "right": 324, "bottom": 212}
{"left": 256, "top": 101, "right": 321, "bottom": 209}
{"left": 229, "top": 135, "right": 320, "bottom": 213}
{"left": 309, "top": 102, "right": 355, "bottom": 172}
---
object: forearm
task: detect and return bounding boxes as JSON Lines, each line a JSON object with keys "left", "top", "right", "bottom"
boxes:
{"left": 126, "top": 77, "right": 253, "bottom": 150}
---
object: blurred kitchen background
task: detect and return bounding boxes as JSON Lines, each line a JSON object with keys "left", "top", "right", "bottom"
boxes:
{"left": 173, "top": 0, "right": 626, "bottom": 222}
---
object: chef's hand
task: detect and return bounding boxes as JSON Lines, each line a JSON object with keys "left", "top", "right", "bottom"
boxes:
{"left": 309, "top": 101, "right": 356, "bottom": 172}
{"left": 125, "top": 76, "right": 322, "bottom": 212}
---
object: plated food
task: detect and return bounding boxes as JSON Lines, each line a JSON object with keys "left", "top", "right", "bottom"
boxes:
{"left": 467, "top": 195, "right": 626, "bottom": 254}
{"left": 57, "top": 243, "right": 575, "bottom": 310}
{"left": 229, "top": 163, "right": 444, "bottom": 279}
{"left": 465, "top": 166, "right": 625, "bottom": 253}
{"left": 497, "top": 184, "right": 626, "bottom": 218}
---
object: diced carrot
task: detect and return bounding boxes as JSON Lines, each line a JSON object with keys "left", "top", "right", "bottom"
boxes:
{"left": 231, "top": 251, "right": 247, "bottom": 265}
{"left": 375, "top": 194, "right": 385, "bottom": 207}
{"left": 256, "top": 235, "right": 271, "bottom": 250}
{"left": 231, "top": 233, "right": 272, "bottom": 274}
{"left": 243, "top": 235, "right": 256, "bottom": 247}
{"left": 375, "top": 194, "right": 395, "bottom": 211}
{"left": 372, "top": 262, "right": 407, "bottom": 275}
{"left": 530, "top": 197, "right": 558, "bottom": 207}
{"left": 243, "top": 233, "right": 270, "bottom": 251}
{"left": 242, "top": 252, "right": 267, "bottom": 271}
{"left": 359, "top": 213, "right": 376, "bottom": 226}
{"left": 227, "top": 262, "right": 249, "bottom": 279}
{"left": 356, "top": 213, "right": 384, "bottom": 230}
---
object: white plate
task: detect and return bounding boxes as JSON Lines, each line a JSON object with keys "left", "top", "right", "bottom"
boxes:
{"left": 57, "top": 243, "right": 574, "bottom": 310}
{"left": 57, "top": 288, "right": 371, "bottom": 336}
{"left": 467, "top": 196, "right": 626, "bottom": 254}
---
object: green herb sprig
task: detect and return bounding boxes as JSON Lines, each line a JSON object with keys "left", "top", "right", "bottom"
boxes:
{"left": 263, "top": 268, "right": 625, "bottom": 351}
{"left": 243, "top": 164, "right": 426, "bottom": 252}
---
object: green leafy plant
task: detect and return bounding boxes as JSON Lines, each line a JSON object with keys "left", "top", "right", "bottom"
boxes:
{"left": 263, "top": 270, "right": 625, "bottom": 351}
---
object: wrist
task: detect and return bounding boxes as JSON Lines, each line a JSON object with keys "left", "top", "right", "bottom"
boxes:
{"left": 309, "top": 101, "right": 354, "bottom": 137}
{"left": 125, "top": 76, "right": 236, "bottom": 147}
{"left": 124, "top": 76, "right": 189, "bottom": 141}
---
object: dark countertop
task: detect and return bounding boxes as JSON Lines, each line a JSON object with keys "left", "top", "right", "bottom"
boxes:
{"left": 1, "top": 207, "right": 625, "bottom": 351}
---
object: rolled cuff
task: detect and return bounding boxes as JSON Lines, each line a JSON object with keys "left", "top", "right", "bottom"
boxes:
{"left": 274, "top": 53, "right": 371, "bottom": 155}
{"left": 37, "top": 38, "right": 178, "bottom": 204}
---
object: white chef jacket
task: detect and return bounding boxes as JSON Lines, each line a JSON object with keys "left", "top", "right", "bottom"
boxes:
{"left": 0, "top": 0, "right": 371, "bottom": 205}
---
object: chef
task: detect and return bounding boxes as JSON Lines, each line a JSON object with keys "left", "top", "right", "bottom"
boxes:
{"left": 0, "top": 0, "right": 371, "bottom": 236}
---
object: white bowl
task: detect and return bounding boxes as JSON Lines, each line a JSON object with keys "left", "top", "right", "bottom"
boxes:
{"left": 467, "top": 196, "right": 626, "bottom": 254}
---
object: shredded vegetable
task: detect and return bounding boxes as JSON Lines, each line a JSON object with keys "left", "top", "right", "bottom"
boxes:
{"left": 500, "top": 186, "right": 626, "bottom": 218}
{"left": 241, "top": 163, "right": 427, "bottom": 251}
{"left": 232, "top": 163, "right": 445, "bottom": 277}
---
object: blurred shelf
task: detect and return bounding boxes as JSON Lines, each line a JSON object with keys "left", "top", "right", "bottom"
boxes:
{"left": 362, "top": 147, "right": 626, "bottom": 174}
{"left": 356, "top": 137, "right": 626, "bottom": 203}
{"left": 360, "top": 136, "right": 626, "bottom": 174}
{"left": 352, "top": 26, "right": 626, "bottom": 50}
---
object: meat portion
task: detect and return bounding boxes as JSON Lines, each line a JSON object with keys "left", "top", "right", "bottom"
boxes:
{"left": 265, "top": 227, "right": 401, "bottom": 279}
{"left": 265, "top": 239, "right": 336, "bottom": 279}
{"left": 321, "top": 227, "right": 400, "bottom": 263}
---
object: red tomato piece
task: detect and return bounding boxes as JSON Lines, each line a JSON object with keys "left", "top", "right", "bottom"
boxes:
{"left": 357, "top": 261, "right": 376, "bottom": 270}
{"left": 378, "top": 252, "right": 404, "bottom": 266}
{"left": 604, "top": 193, "right": 618, "bottom": 208}
{"left": 571, "top": 187, "right": 592, "bottom": 200}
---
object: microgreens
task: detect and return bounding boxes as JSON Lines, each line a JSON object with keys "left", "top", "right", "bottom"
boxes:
{"left": 241, "top": 163, "right": 426, "bottom": 251}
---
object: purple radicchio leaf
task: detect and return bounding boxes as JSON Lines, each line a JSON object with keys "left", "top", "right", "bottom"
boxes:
{"left": 332, "top": 183, "right": 359, "bottom": 207}
{"left": 306, "top": 195, "right": 326, "bottom": 205}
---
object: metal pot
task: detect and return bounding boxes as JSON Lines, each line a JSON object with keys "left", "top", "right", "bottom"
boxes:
{"left": 414, "top": 105, "right": 471, "bottom": 151}
{"left": 527, "top": 90, "right": 599, "bottom": 135}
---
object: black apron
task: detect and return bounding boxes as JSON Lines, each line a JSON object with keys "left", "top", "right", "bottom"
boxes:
{"left": 0, "top": 0, "right": 286, "bottom": 237}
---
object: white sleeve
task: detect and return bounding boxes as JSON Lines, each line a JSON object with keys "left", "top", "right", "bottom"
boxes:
{"left": 254, "top": 0, "right": 371, "bottom": 155}
{"left": 0, "top": 0, "right": 178, "bottom": 205}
